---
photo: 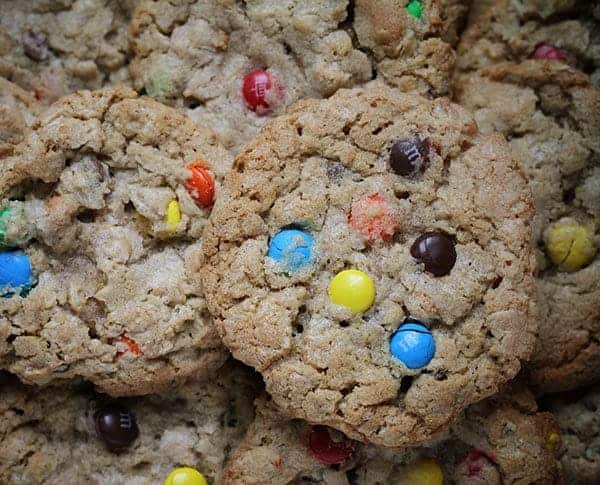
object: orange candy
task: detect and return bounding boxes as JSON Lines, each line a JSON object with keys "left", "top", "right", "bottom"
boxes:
{"left": 349, "top": 194, "right": 399, "bottom": 243}
{"left": 117, "top": 335, "right": 143, "bottom": 356}
{"left": 186, "top": 161, "right": 215, "bottom": 208}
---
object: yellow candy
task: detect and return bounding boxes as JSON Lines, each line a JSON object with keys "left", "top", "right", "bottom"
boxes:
{"left": 164, "top": 467, "right": 207, "bottom": 485}
{"left": 399, "top": 457, "right": 443, "bottom": 485}
{"left": 546, "top": 432, "right": 561, "bottom": 451}
{"left": 166, "top": 199, "right": 181, "bottom": 232}
{"left": 328, "top": 269, "right": 375, "bottom": 314}
{"left": 544, "top": 221, "right": 596, "bottom": 271}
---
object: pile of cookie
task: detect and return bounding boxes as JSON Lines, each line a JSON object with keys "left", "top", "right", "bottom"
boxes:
{"left": 0, "top": 1, "right": 598, "bottom": 484}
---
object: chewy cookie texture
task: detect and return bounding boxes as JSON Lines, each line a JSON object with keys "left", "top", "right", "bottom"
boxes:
{"left": 129, "top": 0, "right": 469, "bottom": 153}
{"left": 202, "top": 87, "right": 537, "bottom": 447}
{"left": 0, "top": 362, "right": 260, "bottom": 485}
{"left": 456, "top": 14, "right": 600, "bottom": 395}
{"left": 0, "top": 87, "right": 231, "bottom": 395}
{"left": 0, "top": 77, "right": 39, "bottom": 157}
{"left": 222, "top": 385, "right": 562, "bottom": 484}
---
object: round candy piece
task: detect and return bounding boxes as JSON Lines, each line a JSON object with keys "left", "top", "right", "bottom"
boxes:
{"left": 164, "top": 467, "right": 207, "bottom": 485}
{"left": 242, "top": 69, "right": 285, "bottom": 115}
{"left": 533, "top": 43, "right": 567, "bottom": 62}
{"left": 410, "top": 231, "right": 456, "bottom": 277}
{"left": 349, "top": 194, "right": 399, "bottom": 243}
{"left": 399, "top": 457, "right": 443, "bottom": 485}
{"left": 406, "top": 0, "right": 424, "bottom": 19}
{"left": 0, "top": 250, "right": 33, "bottom": 297}
{"left": 0, "top": 206, "right": 32, "bottom": 249}
{"left": 390, "top": 136, "right": 429, "bottom": 176}
{"left": 328, "top": 269, "right": 375, "bottom": 314}
{"left": 186, "top": 161, "right": 215, "bottom": 208}
{"left": 165, "top": 199, "right": 181, "bottom": 233}
{"left": 95, "top": 405, "right": 139, "bottom": 451}
{"left": 267, "top": 228, "right": 315, "bottom": 272}
{"left": 308, "top": 426, "right": 355, "bottom": 465}
{"left": 544, "top": 220, "right": 596, "bottom": 271}
{"left": 390, "top": 322, "right": 435, "bottom": 369}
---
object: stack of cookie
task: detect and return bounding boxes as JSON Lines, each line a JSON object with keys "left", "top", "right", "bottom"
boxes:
{"left": 0, "top": 1, "right": 597, "bottom": 484}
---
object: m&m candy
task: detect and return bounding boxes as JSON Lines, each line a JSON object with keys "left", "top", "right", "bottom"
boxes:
{"left": 186, "top": 162, "right": 215, "bottom": 208}
{"left": 308, "top": 426, "right": 355, "bottom": 466}
{"left": 267, "top": 228, "right": 315, "bottom": 272}
{"left": 533, "top": 43, "right": 567, "bottom": 62}
{"left": 390, "top": 136, "right": 429, "bottom": 176}
{"left": 349, "top": 194, "right": 399, "bottom": 243}
{"left": 390, "top": 322, "right": 435, "bottom": 369}
{"left": 0, "top": 250, "right": 33, "bottom": 297}
{"left": 398, "top": 457, "right": 443, "bottom": 485}
{"left": 406, "top": 0, "right": 424, "bottom": 20}
{"left": 242, "top": 69, "right": 285, "bottom": 115}
{"left": 544, "top": 220, "right": 596, "bottom": 271}
{"left": 164, "top": 467, "right": 207, "bottom": 485}
{"left": 165, "top": 199, "right": 181, "bottom": 233}
{"left": 328, "top": 269, "right": 375, "bottom": 314}
{"left": 95, "top": 405, "right": 139, "bottom": 451}
{"left": 0, "top": 206, "right": 32, "bottom": 249}
{"left": 410, "top": 231, "right": 456, "bottom": 277}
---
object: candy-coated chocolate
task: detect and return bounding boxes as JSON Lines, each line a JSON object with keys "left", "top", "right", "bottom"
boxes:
{"left": 328, "top": 269, "right": 375, "bottom": 314}
{"left": 399, "top": 457, "right": 443, "bottom": 485}
{"left": 117, "top": 335, "right": 144, "bottom": 356}
{"left": 0, "top": 207, "right": 13, "bottom": 248}
{"left": 0, "top": 250, "right": 33, "bottom": 297}
{"left": 95, "top": 405, "right": 139, "bottom": 451}
{"left": 410, "top": 231, "right": 456, "bottom": 277}
{"left": 406, "top": 0, "right": 424, "bottom": 19}
{"left": 349, "top": 194, "right": 399, "bottom": 243}
{"left": 164, "top": 467, "right": 207, "bottom": 485}
{"left": 0, "top": 206, "right": 31, "bottom": 249}
{"left": 308, "top": 426, "right": 355, "bottom": 465}
{"left": 267, "top": 228, "right": 315, "bottom": 272}
{"left": 390, "top": 322, "right": 435, "bottom": 369}
{"left": 544, "top": 221, "right": 596, "bottom": 271}
{"left": 242, "top": 69, "right": 285, "bottom": 115}
{"left": 546, "top": 432, "right": 561, "bottom": 451}
{"left": 390, "top": 136, "right": 429, "bottom": 176}
{"left": 186, "top": 162, "right": 215, "bottom": 208}
{"left": 533, "top": 43, "right": 567, "bottom": 62}
{"left": 165, "top": 199, "right": 181, "bottom": 232}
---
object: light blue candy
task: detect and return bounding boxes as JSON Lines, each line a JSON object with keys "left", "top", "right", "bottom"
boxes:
{"left": 0, "top": 250, "right": 33, "bottom": 297}
{"left": 267, "top": 229, "right": 315, "bottom": 272}
{"left": 390, "top": 322, "right": 435, "bottom": 369}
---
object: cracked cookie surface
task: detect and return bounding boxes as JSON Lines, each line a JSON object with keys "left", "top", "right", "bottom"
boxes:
{"left": 202, "top": 87, "right": 537, "bottom": 447}
{"left": 0, "top": 77, "right": 40, "bottom": 157}
{"left": 0, "top": 362, "right": 260, "bottom": 485}
{"left": 129, "top": 0, "right": 468, "bottom": 154}
{"left": 0, "top": 87, "right": 231, "bottom": 395}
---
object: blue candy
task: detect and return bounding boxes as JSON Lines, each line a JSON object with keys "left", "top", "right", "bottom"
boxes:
{"left": 0, "top": 250, "right": 33, "bottom": 297}
{"left": 267, "top": 229, "right": 315, "bottom": 272}
{"left": 390, "top": 322, "right": 435, "bottom": 369}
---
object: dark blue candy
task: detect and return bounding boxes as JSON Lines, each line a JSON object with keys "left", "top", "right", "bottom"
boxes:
{"left": 390, "top": 322, "right": 435, "bottom": 369}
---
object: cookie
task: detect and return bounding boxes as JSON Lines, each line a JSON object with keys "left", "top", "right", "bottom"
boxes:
{"left": 201, "top": 87, "right": 537, "bottom": 447}
{"left": 544, "top": 385, "right": 600, "bottom": 484}
{"left": 0, "top": 361, "right": 260, "bottom": 484}
{"left": 456, "top": 0, "right": 600, "bottom": 84}
{"left": 221, "top": 385, "right": 562, "bottom": 484}
{"left": 0, "top": 86, "right": 231, "bottom": 395}
{"left": 0, "top": 0, "right": 136, "bottom": 103}
{"left": 0, "top": 77, "right": 40, "bottom": 157}
{"left": 454, "top": 61, "right": 600, "bottom": 394}
{"left": 129, "top": 0, "right": 469, "bottom": 153}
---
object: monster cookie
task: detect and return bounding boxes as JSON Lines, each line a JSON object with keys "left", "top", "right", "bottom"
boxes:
{"left": 0, "top": 77, "right": 39, "bottom": 157}
{"left": 129, "top": 0, "right": 469, "bottom": 153}
{"left": 0, "top": 87, "right": 231, "bottom": 395}
{"left": 0, "top": 0, "right": 136, "bottom": 103}
{"left": 202, "top": 87, "right": 537, "bottom": 447}
{"left": 456, "top": 0, "right": 600, "bottom": 83}
{"left": 221, "top": 386, "right": 562, "bottom": 484}
{"left": 0, "top": 362, "right": 260, "bottom": 484}
{"left": 545, "top": 384, "right": 600, "bottom": 484}
{"left": 455, "top": 61, "right": 600, "bottom": 394}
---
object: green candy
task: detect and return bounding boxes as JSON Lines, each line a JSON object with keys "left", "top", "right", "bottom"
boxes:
{"left": 0, "top": 205, "right": 32, "bottom": 248}
{"left": 406, "top": 0, "right": 423, "bottom": 19}
{"left": 0, "top": 207, "right": 13, "bottom": 247}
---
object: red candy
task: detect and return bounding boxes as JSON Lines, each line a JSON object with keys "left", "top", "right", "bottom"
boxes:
{"left": 242, "top": 69, "right": 284, "bottom": 115}
{"left": 463, "top": 449, "right": 497, "bottom": 479}
{"left": 308, "top": 426, "right": 355, "bottom": 465}
{"left": 533, "top": 43, "right": 567, "bottom": 62}
{"left": 186, "top": 161, "right": 215, "bottom": 208}
{"left": 349, "top": 194, "right": 399, "bottom": 243}
{"left": 117, "top": 335, "right": 143, "bottom": 356}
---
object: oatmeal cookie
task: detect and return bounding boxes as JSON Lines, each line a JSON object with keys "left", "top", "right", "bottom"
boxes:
{"left": 0, "top": 77, "right": 40, "bottom": 157}
{"left": 222, "top": 386, "right": 562, "bottom": 484}
{"left": 0, "top": 362, "right": 260, "bottom": 485}
{"left": 455, "top": 61, "right": 600, "bottom": 394}
{"left": 0, "top": 86, "right": 231, "bottom": 395}
{"left": 129, "top": 0, "right": 469, "bottom": 153}
{"left": 0, "top": 0, "right": 136, "bottom": 103}
{"left": 202, "top": 87, "right": 537, "bottom": 447}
